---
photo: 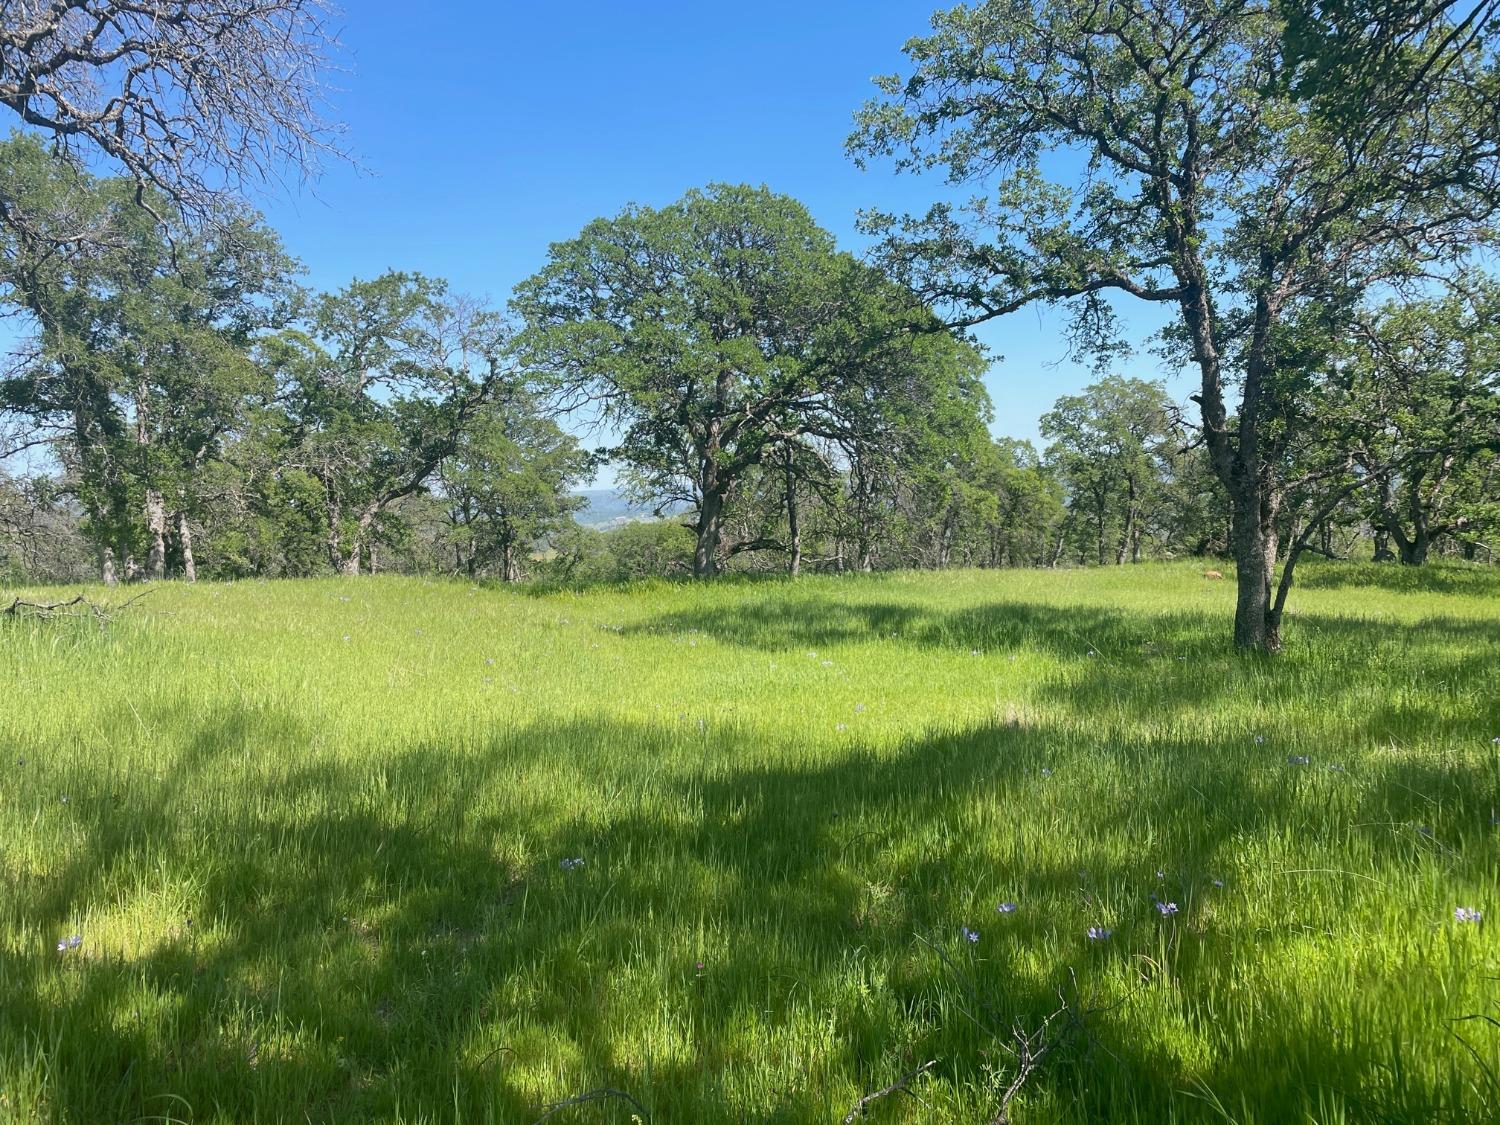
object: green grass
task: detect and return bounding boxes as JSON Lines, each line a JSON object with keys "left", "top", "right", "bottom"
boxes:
{"left": 0, "top": 561, "right": 1497, "bottom": 1123}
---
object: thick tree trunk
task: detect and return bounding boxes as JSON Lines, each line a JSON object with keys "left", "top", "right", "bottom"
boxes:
{"left": 100, "top": 545, "right": 118, "bottom": 586}
{"left": 339, "top": 551, "right": 360, "bottom": 576}
{"left": 144, "top": 489, "right": 167, "bottom": 581}
{"left": 177, "top": 511, "right": 196, "bottom": 582}
{"left": 693, "top": 489, "right": 724, "bottom": 578}
{"left": 1398, "top": 534, "right": 1430, "bottom": 566}
{"left": 1231, "top": 491, "right": 1281, "bottom": 652}
{"left": 502, "top": 542, "right": 520, "bottom": 582}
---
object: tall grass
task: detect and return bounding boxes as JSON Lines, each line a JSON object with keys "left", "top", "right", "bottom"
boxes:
{"left": 0, "top": 561, "right": 1496, "bottom": 1122}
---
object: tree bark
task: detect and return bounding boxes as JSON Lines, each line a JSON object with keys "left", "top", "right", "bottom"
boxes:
{"left": 144, "top": 489, "right": 167, "bottom": 581}
{"left": 693, "top": 488, "right": 724, "bottom": 578}
{"left": 1230, "top": 489, "right": 1282, "bottom": 653}
{"left": 784, "top": 450, "right": 801, "bottom": 578}
{"left": 177, "top": 510, "right": 196, "bottom": 582}
{"left": 100, "top": 544, "right": 118, "bottom": 586}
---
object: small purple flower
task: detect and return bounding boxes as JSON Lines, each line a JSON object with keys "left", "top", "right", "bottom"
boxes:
{"left": 1155, "top": 869, "right": 1166, "bottom": 880}
{"left": 1156, "top": 901, "right": 1179, "bottom": 916}
{"left": 60, "top": 795, "right": 69, "bottom": 804}
{"left": 1086, "top": 925, "right": 1112, "bottom": 941}
{"left": 961, "top": 926, "right": 980, "bottom": 943}
{"left": 1454, "top": 907, "right": 1483, "bottom": 923}
{"left": 997, "top": 902, "right": 1017, "bottom": 914}
{"left": 1211, "top": 877, "right": 1225, "bottom": 889}
{"left": 1254, "top": 735, "right": 1265, "bottom": 745}
{"left": 1287, "top": 755, "right": 1310, "bottom": 766}
{"left": 56, "top": 934, "right": 82, "bottom": 952}
{"left": 560, "top": 857, "right": 585, "bottom": 871}
{"left": 1039, "top": 767, "right": 1053, "bottom": 778}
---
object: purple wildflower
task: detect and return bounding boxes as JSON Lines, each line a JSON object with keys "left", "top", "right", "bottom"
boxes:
{"left": 1454, "top": 907, "right": 1483, "bottom": 923}
{"left": 56, "top": 934, "right": 82, "bottom": 952}
{"left": 997, "top": 902, "right": 1018, "bottom": 914}
{"left": 961, "top": 926, "right": 980, "bottom": 943}
{"left": 1287, "top": 755, "right": 1310, "bottom": 766}
{"left": 1086, "top": 925, "right": 1112, "bottom": 941}
{"left": 560, "top": 857, "right": 585, "bottom": 871}
{"left": 1156, "top": 901, "right": 1179, "bottom": 916}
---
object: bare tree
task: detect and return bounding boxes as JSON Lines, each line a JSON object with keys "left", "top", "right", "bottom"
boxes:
{"left": 0, "top": 0, "right": 344, "bottom": 227}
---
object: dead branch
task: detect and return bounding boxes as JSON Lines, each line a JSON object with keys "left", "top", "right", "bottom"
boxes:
{"left": 841, "top": 1058, "right": 939, "bottom": 1123}
{"left": 1, "top": 589, "right": 151, "bottom": 625}
{"left": 989, "top": 994, "right": 1081, "bottom": 1125}
{"left": 531, "top": 1086, "right": 650, "bottom": 1123}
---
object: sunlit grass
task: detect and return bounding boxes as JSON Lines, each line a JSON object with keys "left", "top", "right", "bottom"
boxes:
{"left": 0, "top": 561, "right": 1496, "bottom": 1122}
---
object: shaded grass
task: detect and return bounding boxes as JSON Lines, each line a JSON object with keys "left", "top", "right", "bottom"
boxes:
{"left": 0, "top": 560, "right": 1496, "bottom": 1122}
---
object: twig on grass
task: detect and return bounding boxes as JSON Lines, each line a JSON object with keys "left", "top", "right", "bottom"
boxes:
{"left": 841, "top": 1058, "right": 940, "bottom": 1123}
{"left": 532, "top": 1086, "right": 651, "bottom": 1123}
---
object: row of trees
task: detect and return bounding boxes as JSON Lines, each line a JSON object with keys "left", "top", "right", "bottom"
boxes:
{"left": 0, "top": 0, "right": 1497, "bottom": 652}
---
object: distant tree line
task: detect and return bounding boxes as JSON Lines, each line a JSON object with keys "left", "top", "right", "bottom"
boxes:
{"left": 0, "top": 0, "right": 1497, "bottom": 653}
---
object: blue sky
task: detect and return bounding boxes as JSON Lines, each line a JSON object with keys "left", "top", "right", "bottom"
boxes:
{"left": 255, "top": 3, "right": 1181, "bottom": 472}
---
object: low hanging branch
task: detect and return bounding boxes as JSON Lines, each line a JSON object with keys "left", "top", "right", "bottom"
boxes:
{"left": 1, "top": 590, "right": 152, "bottom": 625}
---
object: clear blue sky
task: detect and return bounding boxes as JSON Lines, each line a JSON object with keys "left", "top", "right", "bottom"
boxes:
{"left": 258, "top": 1, "right": 1181, "bottom": 471}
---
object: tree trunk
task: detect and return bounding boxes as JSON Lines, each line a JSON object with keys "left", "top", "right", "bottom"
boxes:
{"left": 1231, "top": 490, "right": 1281, "bottom": 653}
{"left": 1116, "top": 479, "right": 1138, "bottom": 565}
{"left": 1398, "top": 533, "right": 1430, "bottom": 565}
{"left": 144, "top": 489, "right": 167, "bottom": 580}
{"left": 502, "top": 542, "right": 520, "bottom": 582}
{"left": 339, "top": 551, "right": 360, "bottom": 576}
{"left": 100, "top": 545, "right": 118, "bottom": 586}
{"left": 784, "top": 451, "right": 801, "bottom": 578}
{"left": 177, "top": 511, "right": 196, "bottom": 582}
{"left": 694, "top": 489, "right": 724, "bottom": 578}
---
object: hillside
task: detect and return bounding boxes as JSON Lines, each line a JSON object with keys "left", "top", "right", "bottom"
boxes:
{"left": 0, "top": 563, "right": 1496, "bottom": 1122}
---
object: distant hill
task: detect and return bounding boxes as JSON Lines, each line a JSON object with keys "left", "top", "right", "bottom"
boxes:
{"left": 572, "top": 489, "right": 687, "bottom": 529}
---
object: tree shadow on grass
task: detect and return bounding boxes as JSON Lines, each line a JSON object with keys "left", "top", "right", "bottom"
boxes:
{"left": 1295, "top": 560, "right": 1500, "bottom": 599}
{"left": 4, "top": 693, "right": 1495, "bottom": 1122}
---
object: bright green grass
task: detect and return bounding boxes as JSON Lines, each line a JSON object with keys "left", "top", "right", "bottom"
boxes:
{"left": 0, "top": 562, "right": 1496, "bottom": 1123}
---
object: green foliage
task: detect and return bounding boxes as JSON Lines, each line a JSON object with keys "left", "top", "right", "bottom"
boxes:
{"left": 440, "top": 394, "right": 596, "bottom": 580}
{"left": 545, "top": 518, "right": 696, "bottom": 584}
{"left": 515, "top": 183, "right": 993, "bottom": 576}
{"left": 1042, "top": 377, "right": 1180, "bottom": 565}
{"left": 0, "top": 565, "right": 1495, "bottom": 1120}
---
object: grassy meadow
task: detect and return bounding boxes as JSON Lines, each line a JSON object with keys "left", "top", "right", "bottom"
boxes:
{"left": 0, "top": 562, "right": 1497, "bottom": 1123}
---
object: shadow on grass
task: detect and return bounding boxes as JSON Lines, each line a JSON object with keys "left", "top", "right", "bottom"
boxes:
{"left": 4, "top": 687, "right": 1496, "bottom": 1120}
{"left": 1295, "top": 560, "right": 1500, "bottom": 598}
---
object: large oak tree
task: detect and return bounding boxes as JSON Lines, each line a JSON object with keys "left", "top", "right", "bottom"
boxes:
{"left": 851, "top": 0, "right": 1500, "bottom": 649}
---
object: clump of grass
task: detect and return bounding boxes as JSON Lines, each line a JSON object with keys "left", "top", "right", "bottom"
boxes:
{"left": 0, "top": 560, "right": 1495, "bottom": 1122}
